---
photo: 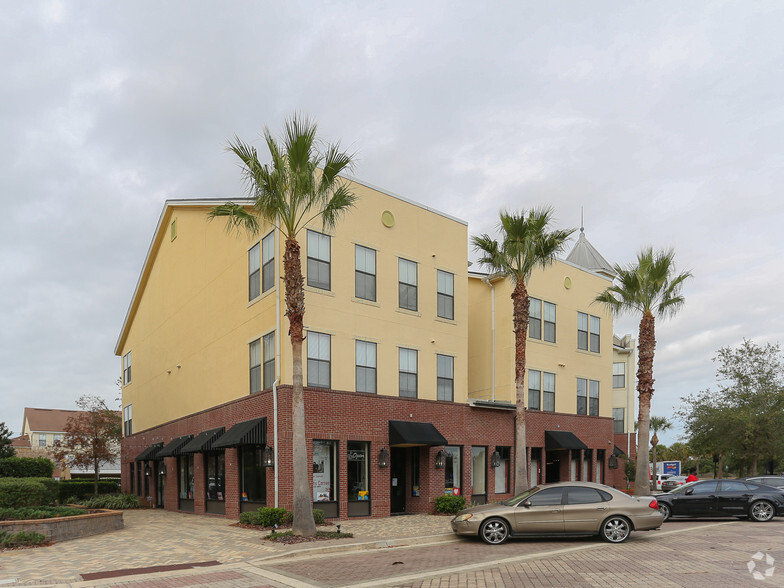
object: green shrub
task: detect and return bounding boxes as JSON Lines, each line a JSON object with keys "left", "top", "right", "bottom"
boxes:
{"left": 0, "top": 530, "right": 47, "bottom": 547}
{"left": 312, "top": 508, "right": 325, "bottom": 525}
{"left": 79, "top": 494, "right": 141, "bottom": 509}
{"left": 56, "top": 480, "right": 120, "bottom": 502}
{"left": 0, "top": 506, "right": 85, "bottom": 521}
{"left": 434, "top": 494, "right": 466, "bottom": 514}
{"left": 0, "top": 478, "right": 58, "bottom": 508}
{"left": 239, "top": 507, "right": 292, "bottom": 527}
{"left": 0, "top": 457, "right": 54, "bottom": 478}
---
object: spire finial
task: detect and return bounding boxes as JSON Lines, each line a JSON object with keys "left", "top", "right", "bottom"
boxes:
{"left": 580, "top": 207, "right": 585, "bottom": 234}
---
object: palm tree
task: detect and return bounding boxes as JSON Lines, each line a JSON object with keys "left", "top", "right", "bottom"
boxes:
{"left": 209, "top": 114, "right": 356, "bottom": 536}
{"left": 649, "top": 416, "right": 672, "bottom": 490}
{"left": 472, "top": 208, "right": 574, "bottom": 492}
{"left": 596, "top": 247, "right": 692, "bottom": 496}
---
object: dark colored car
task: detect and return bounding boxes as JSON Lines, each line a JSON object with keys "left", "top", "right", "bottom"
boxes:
{"left": 450, "top": 481, "right": 663, "bottom": 544}
{"left": 661, "top": 475, "right": 687, "bottom": 492}
{"left": 657, "top": 479, "right": 784, "bottom": 522}
{"left": 746, "top": 476, "right": 784, "bottom": 489}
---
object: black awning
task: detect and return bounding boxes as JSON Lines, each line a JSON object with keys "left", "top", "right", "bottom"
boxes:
{"left": 135, "top": 442, "right": 164, "bottom": 461}
{"left": 180, "top": 427, "right": 226, "bottom": 454}
{"left": 613, "top": 445, "right": 626, "bottom": 457}
{"left": 389, "top": 420, "right": 448, "bottom": 447}
{"left": 213, "top": 417, "right": 267, "bottom": 448}
{"left": 545, "top": 430, "right": 588, "bottom": 451}
{"left": 157, "top": 435, "right": 194, "bottom": 458}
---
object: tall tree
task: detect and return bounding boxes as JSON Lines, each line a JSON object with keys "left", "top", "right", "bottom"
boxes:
{"left": 209, "top": 114, "right": 356, "bottom": 536}
{"left": 596, "top": 247, "right": 692, "bottom": 495}
{"left": 648, "top": 416, "right": 672, "bottom": 490}
{"left": 52, "top": 395, "right": 122, "bottom": 496}
{"left": 0, "top": 422, "right": 15, "bottom": 459}
{"left": 473, "top": 208, "right": 574, "bottom": 492}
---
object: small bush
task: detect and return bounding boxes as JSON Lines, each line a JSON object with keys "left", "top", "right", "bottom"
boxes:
{"left": 0, "top": 506, "right": 84, "bottom": 521}
{"left": 312, "top": 508, "right": 325, "bottom": 525}
{"left": 0, "top": 531, "right": 47, "bottom": 548}
{"left": 79, "top": 494, "right": 141, "bottom": 509}
{"left": 56, "top": 480, "right": 119, "bottom": 502}
{"left": 239, "top": 506, "right": 292, "bottom": 527}
{"left": 0, "top": 457, "right": 54, "bottom": 478}
{"left": 0, "top": 478, "right": 58, "bottom": 508}
{"left": 434, "top": 494, "right": 466, "bottom": 514}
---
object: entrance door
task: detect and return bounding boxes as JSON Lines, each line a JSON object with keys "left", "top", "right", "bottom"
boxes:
{"left": 546, "top": 456, "right": 561, "bottom": 483}
{"left": 390, "top": 447, "right": 406, "bottom": 514}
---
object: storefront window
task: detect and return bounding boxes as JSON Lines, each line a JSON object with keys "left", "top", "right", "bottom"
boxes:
{"left": 495, "top": 446, "right": 511, "bottom": 493}
{"left": 129, "top": 463, "right": 135, "bottom": 494}
{"left": 205, "top": 452, "right": 225, "bottom": 501}
{"left": 240, "top": 446, "right": 267, "bottom": 502}
{"left": 347, "top": 442, "right": 369, "bottom": 501}
{"left": 313, "top": 440, "right": 338, "bottom": 502}
{"left": 472, "top": 447, "right": 487, "bottom": 496}
{"left": 178, "top": 455, "right": 194, "bottom": 499}
{"left": 136, "top": 463, "right": 143, "bottom": 497}
{"left": 444, "top": 446, "right": 462, "bottom": 496}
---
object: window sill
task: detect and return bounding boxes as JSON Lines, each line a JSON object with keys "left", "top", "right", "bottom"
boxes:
{"left": 434, "top": 316, "right": 456, "bottom": 325}
{"left": 304, "top": 285, "right": 335, "bottom": 297}
{"left": 528, "top": 338, "right": 557, "bottom": 347}
{"left": 247, "top": 287, "right": 277, "bottom": 308}
{"left": 352, "top": 297, "right": 380, "bottom": 308}
{"left": 396, "top": 307, "right": 421, "bottom": 318}
{"left": 575, "top": 348, "right": 602, "bottom": 356}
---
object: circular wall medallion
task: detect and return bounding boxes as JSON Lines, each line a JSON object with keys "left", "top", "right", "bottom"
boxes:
{"left": 381, "top": 210, "right": 395, "bottom": 228}
{"left": 564, "top": 277, "right": 572, "bottom": 289}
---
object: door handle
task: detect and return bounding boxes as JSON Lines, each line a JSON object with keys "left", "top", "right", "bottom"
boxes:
{"left": 596, "top": 506, "right": 607, "bottom": 511}
{"left": 551, "top": 509, "right": 561, "bottom": 513}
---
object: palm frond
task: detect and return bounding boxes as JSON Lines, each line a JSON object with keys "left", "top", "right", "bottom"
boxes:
{"left": 207, "top": 202, "right": 260, "bottom": 236}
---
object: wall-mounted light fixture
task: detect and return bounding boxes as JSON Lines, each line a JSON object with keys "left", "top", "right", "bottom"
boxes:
{"left": 144, "top": 464, "right": 152, "bottom": 477}
{"left": 263, "top": 446, "right": 275, "bottom": 468}
{"left": 159, "top": 464, "right": 167, "bottom": 476}
{"left": 608, "top": 454, "right": 618, "bottom": 469}
{"left": 435, "top": 450, "right": 446, "bottom": 469}
{"left": 490, "top": 450, "right": 501, "bottom": 468}
{"left": 378, "top": 447, "right": 390, "bottom": 468}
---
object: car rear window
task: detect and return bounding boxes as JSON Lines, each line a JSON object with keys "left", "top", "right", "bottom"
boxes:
{"left": 566, "top": 487, "right": 604, "bottom": 504}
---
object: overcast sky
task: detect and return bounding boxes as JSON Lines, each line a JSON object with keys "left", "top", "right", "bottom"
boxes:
{"left": 2, "top": 1, "right": 782, "bottom": 447}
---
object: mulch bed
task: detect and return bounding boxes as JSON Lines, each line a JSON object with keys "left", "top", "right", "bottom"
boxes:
{"left": 230, "top": 523, "right": 352, "bottom": 543}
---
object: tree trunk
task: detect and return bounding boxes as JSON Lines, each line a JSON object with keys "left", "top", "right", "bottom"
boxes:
{"left": 634, "top": 311, "right": 656, "bottom": 496}
{"left": 751, "top": 454, "right": 758, "bottom": 477}
{"left": 512, "top": 280, "right": 530, "bottom": 493}
{"left": 94, "top": 458, "right": 100, "bottom": 496}
{"left": 284, "top": 237, "right": 316, "bottom": 537}
{"left": 650, "top": 442, "right": 658, "bottom": 492}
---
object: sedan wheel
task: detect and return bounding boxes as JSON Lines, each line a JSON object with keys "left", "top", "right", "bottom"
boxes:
{"left": 601, "top": 516, "right": 631, "bottom": 543}
{"left": 480, "top": 518, "right": 510, "bottom": 545}
{"left": 750, "top": 500, "right": 775, "bottom": 522}
{"left": 658, "top": 503, "right": 671, "bottom": 522}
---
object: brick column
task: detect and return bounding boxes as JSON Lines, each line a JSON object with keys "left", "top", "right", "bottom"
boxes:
{"left": 224, "top": 447, "right": 240, "bottom": 520}
{"left": 164, "top": 457, "right": 178, "bottom": 511}
{"left": 194, "top": 453, "right": 206, "bottom": 514}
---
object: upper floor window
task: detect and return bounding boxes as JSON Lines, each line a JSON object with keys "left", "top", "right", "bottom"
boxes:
{"left": 262, "top": 231, "right": 275, "bottom": 293}
{"left": 530, "top": 299, "right": 556, "bottom": 343}
{"left": 529, "top": 370, "right": 555, "bottom": 412}
{"left": 612, "top": 407, "right": 624, "bottom": 434}
{"left": 437, "top": 270, "right": 454, "bottom": 320}
{"left": 53, "top": 433, "right": 61, "bottom": 444}
{"left": 250, "top": 338, "right": 261, "bottom": 394}
{"left": 398, "top": 259, "right": 418, "bottom": 311}
{"left": 355, "top": 245, "right": 376, "bottom": 301}
{"left": 38, "top": 434, "right": 46, "bottom": 447}
{"left": 356, "top": 340, "right": 377, "bottom": 394}
{"left": 577, "top": 378, "right": 600, "bottom": 416}
{"left": 307, "top": 331, "right": 331, "bottom": 388}
{"left": 263, "top": 331, "right": 275, "bottom": 389}
{"left": 578, "top": 313, "right": 601, "bottom": 353}
{"left": 249, "top": 243, "right": 260, "bottom": 300}
{"left": 307, "top": 230, "right": 331, "bottom": 290}
{"left": 399, "top": 348, "right": 418, "bottom": 397}
{"left": 613, "top": 362, "right": 625, "bottom": 388}
{"left": 589, "top": 380, "right": 599, "bottom": 416}
{"left": 543, "top": 371, "right": 555, "bottom": 412}
{"left": 437, "top": 354, "right": 454, "bottom": 401}
{"left": 122, "top": 351, "right": 132, "bottom": 385}
{"left": 123, "top": 405, "right": 133, "bottom": 436}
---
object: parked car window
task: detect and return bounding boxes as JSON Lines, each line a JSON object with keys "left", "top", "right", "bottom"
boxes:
{"left": 566, "top": 487, "right": 603, "bottom": 504}
{"left": 527, "top": 488, "right": 564, "bottom": 506}
{"left": 690, "top": 481, "right": 719, "bottom": 494}
{"left": 744, "top": 482, "right": 762, "bottom": 490}
{"left": 720, "top": 480, "right": 748, "bottom": 492}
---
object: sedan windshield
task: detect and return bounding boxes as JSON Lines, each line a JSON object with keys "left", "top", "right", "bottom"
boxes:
{"left": 502, "top": 487, "right": 540, "bottom": 506}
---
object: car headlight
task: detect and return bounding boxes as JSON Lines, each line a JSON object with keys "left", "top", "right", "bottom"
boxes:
{"left": 453, "top": 513, "right": 473, "bottom": 522}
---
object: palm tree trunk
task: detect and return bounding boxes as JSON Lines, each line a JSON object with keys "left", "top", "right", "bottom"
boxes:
{"left": 284, "top": 237, "right": 316, "bottom": 537}
{"left": 634, "top": 311, "right": 655, "bottom": 496}
{"left": 650, "top": 443, "right": 657, "bottom": 492}
{"left": 512, "top": 281, "right": 530, "bottom": 492}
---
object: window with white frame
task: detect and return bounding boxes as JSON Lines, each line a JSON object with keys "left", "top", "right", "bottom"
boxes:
{"left": 399, "top": 348, "right": 418, "bottom": 397}
{"left": 262, "top": 231, "right": 275, "bottom": 293}
{"left": 398, "top": 259, "right": 418, "bottom": 311}
{"left": 577, "top": 312, "right": 600, "bottom": 352}
{"left": 612, "top": 408, "right": 624, "bottom": 433}
{"left": 249, "top": 338, "right": 261, "bottom": 394}
{"left": 577, "top": 378, "right": 588, "bottom": 415}
{"left": 529, "top": 299, "right": 555, "bottom": 343}
{"left": 307, "top": 230, "right": 331, "bottom": 290}
{"left": 437, "top": 270, "right": 454, "bottom": 320}
{"left": 356, "top": 340, "right": 377, "bottom": 394}
{"left": 307, "top": 332, "right": 331, "bottom": 388}
{"left": 262, "top": 332, "right": 275, "bottom": 389}
{"left": 528, "top": 370, "right": 541, "bottom": 410}
{"left": 355, "top": 245, "right": 376, "bottom": 301}
{"left": 590, "top": 316, "right": 600, "bottom": 352}
{"left": 437, "top": 354, "right": 454, "bottom": 401}
{"left": 249, "top": 243, "right": 260, "bottom": 300}
{"left": 543, "top": 371, "right": 555, "bottom": 412}
{"left": 589, "top": 380, "right": 599, "bottom": 416}
{"left": 122, "top": 351, "right": 132, "bottom": 385}
{"left": 613, "top": 362, "right": 625, "bottom": 388}
{"left": 123, "top": 405, "right": 133, "bottom": 436}
{"left": 53, "top": 433, "right": 61, "bottom": 444}
{"left": 38, "top": 434, "right": 46, "bottom": 447}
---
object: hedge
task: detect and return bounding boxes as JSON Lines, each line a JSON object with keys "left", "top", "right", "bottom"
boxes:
{"left": 433, "top": 494, "right": 466, "bottom": 514}
{"left": 0, "top": 478, "right": 58, "bottom": 508}
{"left": 238, "top": 507, "right": 327, "bottom": 527}
{"left": 0, "top": 457, "right": 54, "bottom": 478}
{"left": 0, "top": 506, "right": 85, "bottom": 521}
{"left": 57, "top": 480, "right": 120, "bottom": 502}
{"left": 78, "top": 494, "right": 141, "bottom": 509}
{"left": 0, "top": 531, "right": 47, "bottom": 547}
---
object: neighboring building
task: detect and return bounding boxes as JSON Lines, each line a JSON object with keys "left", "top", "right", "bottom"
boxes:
{"left": 117, "top": 182, "right": 634, "bottom": 520}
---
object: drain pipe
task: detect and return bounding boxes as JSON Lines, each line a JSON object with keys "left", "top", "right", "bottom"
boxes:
{"left": 481, "top": 276, "right": 496, "bottom": 402}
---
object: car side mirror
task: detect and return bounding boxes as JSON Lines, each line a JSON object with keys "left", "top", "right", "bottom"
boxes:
{"left": 522, "top": 500, "right": 532, "bottom": 508}
{"left": 685, "top": 488, "right": 693, "bottom": 495}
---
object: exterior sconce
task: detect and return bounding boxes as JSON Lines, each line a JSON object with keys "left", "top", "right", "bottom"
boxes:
{"left": 159, "top": 464, "right": 167, "bottom": 476}
{"left": 378, "top": 447, "right": 390, "bottom": 468}
{"left": 608, "top": 454, "right": 618, "bottom": 470}
{"left": 144, "top": 464, "right": 151, "bottom": 477}
{"left": 490, "top": 450, "right": 501, "bottom": 468}
{"left": 263, "top": 446, "right": 275, "bottom": 468}
{"left": 435, "top": 450, "right": 446, "bottom": 469}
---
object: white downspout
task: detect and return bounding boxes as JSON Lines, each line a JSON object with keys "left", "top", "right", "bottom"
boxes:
{"left": 273, "top": 225, "right": 281, "bottom": 508}
{"left": 481, "top": 276, "right": 496, "bottom": 402}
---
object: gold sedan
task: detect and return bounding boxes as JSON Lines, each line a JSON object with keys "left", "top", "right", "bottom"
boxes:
{"left": 451, "top": 481, "right": 663, "bottom": 544}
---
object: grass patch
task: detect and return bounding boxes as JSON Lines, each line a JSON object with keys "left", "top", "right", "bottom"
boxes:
{"left": 0, "top": 531, "right": 47, "bottom": 549}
